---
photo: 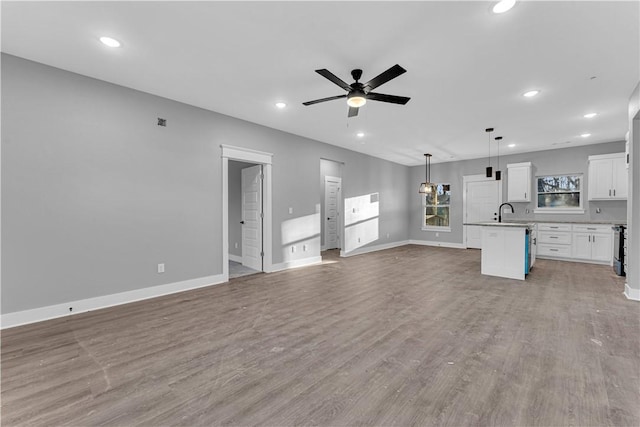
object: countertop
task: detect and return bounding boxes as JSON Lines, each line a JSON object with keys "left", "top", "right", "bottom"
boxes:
{"left": 502, "top": 219, "right": 626, "bottom": 225}
{"left": 464, "top": 222, "right": 534, "bottom": 228}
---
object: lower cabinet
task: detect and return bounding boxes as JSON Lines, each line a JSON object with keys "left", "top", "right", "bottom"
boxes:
{"left": 536, "top": 223, "right": 613, "bottom": 264}
{"left": 571, "top": 225, "right": 613, "bottom": 262}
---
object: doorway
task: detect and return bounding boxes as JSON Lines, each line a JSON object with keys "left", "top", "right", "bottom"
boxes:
{"left": 463, "top": 174, "right": 502, "bottom": 249}
{"left": 324, "top": 176, "right": 342, "bottom": 250}
{"left": 320, "top": 159, "right": 344, "bottom": 251}
{"left": 222, "top": 145, "right": 273, "bottom": 281}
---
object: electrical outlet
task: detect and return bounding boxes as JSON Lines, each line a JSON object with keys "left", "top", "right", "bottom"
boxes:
{"left": 303, "top": 244, "right": 307, "bottom": 251}
{"left": 291, "top": 246, "right": 296, "bottom": 253}
{"left": 234, "top": 242, "right": 238, "bottom": 249}
{"left": 289, "top": 207, "right": 293, "bottom": 214}
{"left": 158, "top": 263, "right": 165, "bottom": 273}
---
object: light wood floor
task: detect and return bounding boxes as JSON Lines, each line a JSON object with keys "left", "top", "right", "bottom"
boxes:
{"left": 1, "top": 245, "right": 638, "bottom": 426}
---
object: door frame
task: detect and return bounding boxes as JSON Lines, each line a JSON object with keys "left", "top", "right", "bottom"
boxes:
{"left": 462, "top": 174, "right": 503, "bottom": 249}
{"left": 222, "top": 145, "right": 273, "bottom": 281}
{"left": 323, "top": 176, "right": 342, "bottom": 250}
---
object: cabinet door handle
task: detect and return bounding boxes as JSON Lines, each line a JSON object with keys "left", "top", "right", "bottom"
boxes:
{"left": 524, "top": 192, "right": 527, "bottom": 199}
{"left": 587, "top": 227, "right": 596, "bottom": 230}
{"left": 550, "top": 226, "right": 559, "bottom": 229}
{"left": 609, "top": 189, "right": 612, "bottom": 196}
{"left": 614, "top": 189, "right": 616, "bottom": 196}
{"left": 589, "top": 235, "right": 591, "bottom": 242}
{"left": 550, "top": 249, "right": 558, "bottom": 252}
{"left": 593, "top": 235, "right": 596, "bottom": 243}
{"left": 550, "top": 236, "right": 558, "bottom": 239}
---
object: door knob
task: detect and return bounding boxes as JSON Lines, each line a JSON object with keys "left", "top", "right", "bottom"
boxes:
{"left": 240, "top": 221, "right": 245, "bottom": 224}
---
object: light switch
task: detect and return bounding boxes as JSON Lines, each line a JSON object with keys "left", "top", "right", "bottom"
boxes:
{"left": 289, "top": 207, "right": 293, "bottom": 214}
{"left": 158, "top": 263, "right": 165, "bottom": 273}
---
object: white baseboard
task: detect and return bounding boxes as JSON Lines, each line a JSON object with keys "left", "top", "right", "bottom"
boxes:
{"left": 270, "top": 256, "right": 323, "bottom": 272}
{"left": 341, "top": 240, "right": 410, "bottom": 257}
{"left": 624, "top": 283, "right": 640, "bottom": 301}
{"left": 408, "top": 239, "right": 467, "bottom": 249}
{"left": 1, "top": 273, "right": 226, "bottom": 329}
{"left": 228, "top": 254, "right": 242, "bottom": 263}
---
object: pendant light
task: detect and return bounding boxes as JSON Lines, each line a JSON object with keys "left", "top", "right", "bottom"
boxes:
{"left": 495, "top": 136, "right": 502, "bottom": 180}
{"left": 485, "top": 128, "right": 494, "bottom": 177}
{"left": 418, "top": 153, "right": 433, "bottom": 194}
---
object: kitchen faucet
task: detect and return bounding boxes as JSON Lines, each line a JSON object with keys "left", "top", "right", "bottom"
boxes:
{"left": 498, "top": 202, "right": 514, "bottom": 222}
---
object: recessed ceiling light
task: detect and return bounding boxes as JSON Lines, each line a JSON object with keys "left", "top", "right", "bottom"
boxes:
{"left": 583, "top": 112, "right": 597, "bottom": 118}
{"left": 508, "top": 143, "right": 516, "bottom": 148}
{"left": 99, "top": 36, "right": 121, "bottom": 48}
{"left": 275, "top": 102, "right": 287, "bottom": 109}
{"left": 356, "top": 132, "right": 365, "bottom": 138}
{"left": 523, "top": 90, "right": 540, "bottom": 98}
{"left": 581, "top": 133, "right": 591, "bottom": 138}
{"left": 493, "top": 0, "right": 516, "bottom": 14}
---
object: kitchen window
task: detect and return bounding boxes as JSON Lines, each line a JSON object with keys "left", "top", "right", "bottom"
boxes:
{"left": 423, "top": 183, "right": 451, "bottom": 231}
{"left": 535, "top": 174, "right": 584, "bottom": 213}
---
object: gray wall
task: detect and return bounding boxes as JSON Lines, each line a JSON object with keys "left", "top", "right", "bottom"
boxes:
{"left": 228, "top": 160, "right": 255, "bottom": 258}
{"left": 410, "top": 142, "right": 628, "bottom": 244}
{"left": 1, "top": 54, "right": 411, "bottom": 314}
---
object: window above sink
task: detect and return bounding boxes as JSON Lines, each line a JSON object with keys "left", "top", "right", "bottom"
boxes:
{"left": 535, "top": 174, "right": 585, "bottom": 214}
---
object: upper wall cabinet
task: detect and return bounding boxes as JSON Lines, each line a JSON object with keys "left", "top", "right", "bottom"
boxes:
{"left": 507, "top": 162, "right": 532, "bottom": 202}
{"left": 588, "top": 153, "right": 627, "bottom": 200}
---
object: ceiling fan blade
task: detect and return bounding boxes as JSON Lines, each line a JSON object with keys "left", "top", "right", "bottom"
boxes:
{"left": 366, "top": 92, "right": 411, "bottom": 105}
{"left": 302, "top": 94, "right": 347, "bottom": 106}
{"left": 315, "top": 69, "right": 352, "bottom": 91}
{"left": 363, "top": 64, "right": 407, "bottom": 92}
{"left": 348, "top": 106, "right": 359, "bottom": 117}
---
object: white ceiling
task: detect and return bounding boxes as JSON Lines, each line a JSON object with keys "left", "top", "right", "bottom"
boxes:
{"left": 2, "top": 1, "right": 639, "bottom": 166}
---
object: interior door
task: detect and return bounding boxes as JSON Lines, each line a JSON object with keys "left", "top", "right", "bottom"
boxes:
{"left": 324, "top": 176, "right": 341, "bottom": 250}
{"left": 465, "top": 179, "right": 501, "bottom": 249}
{"left": 241, "top": 165, "right": 263, "bottom": 271}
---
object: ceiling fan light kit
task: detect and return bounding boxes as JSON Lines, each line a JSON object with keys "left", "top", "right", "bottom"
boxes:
{"left": 303, "top": 64, "right": 410, "bottom": 117}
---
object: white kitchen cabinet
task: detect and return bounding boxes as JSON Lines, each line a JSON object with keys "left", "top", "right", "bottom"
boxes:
{"left": 507, "top": 162, "right": 532, "bottom": 202}
{"left": 571, "top": 224, "right": 613, "bottom": 263}
{"left": 536, "top": 223, "right": 613, "bottom": 264}
{"left": 537, "top": 223, "right": 572, "bottom": 259}
{"left": 588, "top": 153, "right": 627, "bottom": 200}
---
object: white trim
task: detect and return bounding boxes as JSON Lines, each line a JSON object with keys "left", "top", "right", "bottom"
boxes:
{"left": 270, "top": 256, "right": 323, "bottom": 272}
{"left": 421, "top": 226, "right": 451, "bottom": 232}
{"left": 340, "top": 240, "right": 410, "bottom": 257}
{"left": 221, "top": 144, "right": 273, "bottom": 165}
{"left": 1, "top": 273, "right": 226, "bottom": 329}
{"left": 507, "top": 161, "right": 532, "bottom": 168}
{"left": 222, "top": 145, "right": 274, "bottom": 277}
{"left": 462, "top": 174, "right": 503, "bottom": 249}
{"left": 624, "top": 283, "right": 640, "bottom": 301}
{"left": 409, "top": 239, "right": 467, "bottom": 249}
{"left": 229, "top": 254, "right": 242, "bottom": 263}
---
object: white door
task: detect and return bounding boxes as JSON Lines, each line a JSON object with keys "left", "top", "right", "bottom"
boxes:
{"left": 241, "top": 165, "right": 263, "bottom": 271}
{"left": 465, "top": 179, "right": 501, "bottom": 249}
{"left": 324, "top": 176, "right": 341, "bottom": 250}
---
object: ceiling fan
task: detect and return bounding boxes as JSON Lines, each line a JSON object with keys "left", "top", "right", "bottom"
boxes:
{"left": 302, "top": 64, "right": 410, "bottom": 117}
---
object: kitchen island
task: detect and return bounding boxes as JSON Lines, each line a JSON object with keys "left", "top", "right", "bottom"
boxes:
{"left": 465, "top": 222, "right": 535, "bottom": 280}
